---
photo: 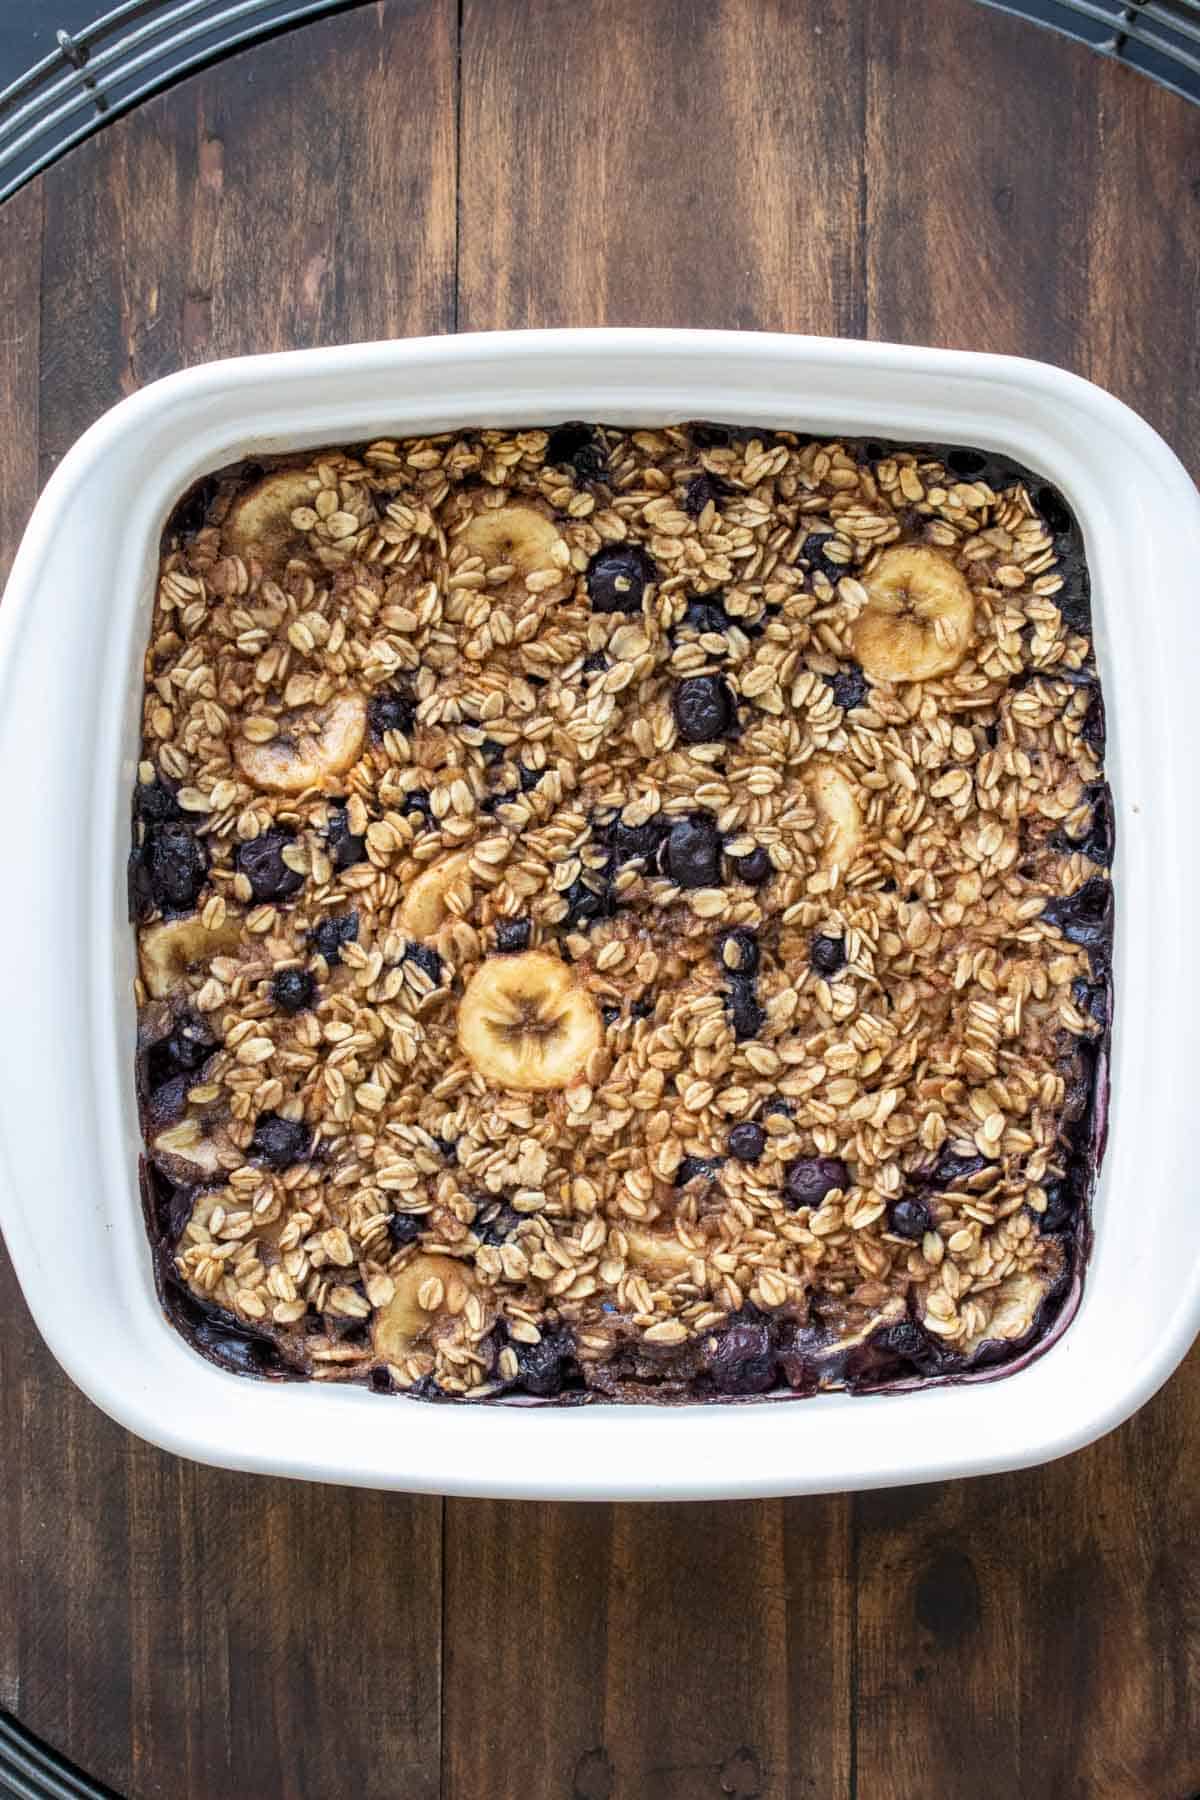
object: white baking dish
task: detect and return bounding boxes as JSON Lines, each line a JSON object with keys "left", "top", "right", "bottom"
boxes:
{"left": 0, "top": 328, "right": 1196, "bottom": 1500}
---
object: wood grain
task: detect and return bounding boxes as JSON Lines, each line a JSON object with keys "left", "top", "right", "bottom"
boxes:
{"left": 7, "top": 6, "right": 457, "bottom": 1798}
{"left": 2, "top": 0, "right": 1200, "bottom": 1795}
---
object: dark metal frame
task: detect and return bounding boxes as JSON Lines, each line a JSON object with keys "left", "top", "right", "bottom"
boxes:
{"left": 0, "top": 1714, "right": 119, "bottom": 1800}
{"left": 977, "top": 0, "right": 1200, "bottom": 102}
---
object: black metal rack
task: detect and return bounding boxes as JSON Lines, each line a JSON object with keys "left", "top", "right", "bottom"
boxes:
{"left": 978, "top": 0, "right": 1200, "bottom": 102}
{"left": 0, "top": 1715, "right": 118, "bottom": 1800}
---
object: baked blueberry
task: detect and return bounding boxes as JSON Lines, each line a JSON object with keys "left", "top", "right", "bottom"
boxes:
{"left": 432, "top": 1134, "right": 458, "bottom": 1163}
{"left": 310, "top": 911, "right": 359, "bottom": 965}
{"left": 1043, "top": 876, "right": 1113, "bottom": 954}
{"left": 801, "top": 531, "right": 847, "bottom": 585}
{"left": 728, "top": 1121, "right": 766, "bottom": 1163}
{"left": 545, "top": 422, "right": 606, "bottom": 481}
{"left": 582, "top": 650, "right": 609, "bottom": 675}
{"left": 631, "top": 996, "right": 655, "bottom": 1019}
{"left": 562, "top": 875, "right": 616, "bottom": 930}
{"left": 718, "top": 927, "right": 759, "bottom": 976}
{"left": 683, "top": 473, "right": 728, "bottom": 517}
{"left": 403, "top": 939, "right": 443, "bottom": 983}
{"left": 727, "top": 977, "right": 764, "bottom": 1042}
{"left": 946, "top": 447, "right": 988, "bottom": 478}
{"left": 368, "top": 683, "right": 417, "bottom": 740}
{"left": 144, "top": 821, "right": 209, "bottom": 913}
{"left": 826, "top": 665, "right": 870, "bottom": 712}
{"left": 586, "top": 544, "right": 655, "bottom": 614}
{"left": 927, "top": 1148, "right": 990, "bottom": 1188}
{"left": 810, "top": 934, "right": 846, "bottom": 976}
{"left": 250, "top": 1112, "right": 312, "bottom": 1168}
{"left": 888, "top": 1196, "right": 933, "bottom": 1240}
{"left": 495, "top": 918, "right": 532, "bottom": 953}
{"left": 511, "top": 1328, "right": 575, "bottom": 1397}
{"left": 237, "top": 828, "right": 303, "bottom": 903}
{"left": 783, "top": 1156, "right": 849, "bottom": 1209}
{"left": 707, "top": 1317, "right": 776, "bottom": 1394}
{"left": 732, "top": 845, "right": 772, "bottom": 886}
{"left": 1037, "top": 484, "right": 1074, "bottom": 537}
{"left": 674, "top": 674, "right": 737, "bottom": 744}
{"left": 135, "top": 778, "right": 182, "bottom": 824}
{"left": 676, "top": 1155, "right": 724, "bottom": 1188}
{"left": 679, "top": 595, "right": 731, "bottom": 635}
{"left": 402, "top": 788, "right": 435, "bottom": 823}
{"left": 601, "top": 1004, "right": 621, "bottom": 1028}
{"left": 475, "top": 1200, "right": 522, "bottom": 1245}
{"left": 168, "top": 473, "right": 219, "bottom": 540}
{"left": 518, "top": 761, "right": 545, "bottom": 793}
{"left": 387, "top": 1212, "right": 422, "bottom": 1249}
{"left": 664, "top": 815, "right": 723, "bottom": 888}
{"left": 272, "top": 968, "right": 316, "bottom": 1014}
{"left": 146, "top": 1016, "right": 214, "bottom": 1090}
{"left": 761, "top": 1095, "right": 794, "bottom": 1120}
{"left": 600, "top": 812, "right": 668, "bottom": 867}
{"left": 325, "top": 801, "right": 365, "bottom": 870}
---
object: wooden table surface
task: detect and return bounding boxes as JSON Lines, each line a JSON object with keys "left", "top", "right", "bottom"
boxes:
{"left": 1, "top": 3, "right": 1198, "bottom": 1796}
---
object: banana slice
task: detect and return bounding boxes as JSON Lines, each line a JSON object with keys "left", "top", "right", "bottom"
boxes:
{"left": 806, "top": 761, "right": 862, "bottom": 874}
{"left": 233, "top": 693, "right": 367, "bottom": 795}
{"left": 624, "top": 1228, "right": 695, "bottom": 1276}
{"left": 398, "top": 851, "right": 472, "bottom": 939}
{"left": 458, "top": 950, "right": 602, "bottom": 1091}
{"left": 372, "top": 1253, "right": 477, "bottom": 1364}
{"left": 151, "top": 1116, "right": 223, "bottom": 1181}
{"left": 463, "top": 505, "right": 566, "bottom": 587}
{"left": 140, "top": 918, "right": 243, "bottom": 998}
{"left": 223, "top": 470, "right": 316, "bottom": 563}
{"left": 957, "top": 1268, "right": 1050, "bottom": 1356}
{"left": 852, "top": 545, "right": 974, "bottom": 682}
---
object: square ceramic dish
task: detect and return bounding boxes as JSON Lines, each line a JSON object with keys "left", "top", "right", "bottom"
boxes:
{"left": 0, "top": 328, "right": 1197, "bottom": 1500}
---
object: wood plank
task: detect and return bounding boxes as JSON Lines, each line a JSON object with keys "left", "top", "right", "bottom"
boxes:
{"left": 450, "top": 2, "right": 864, "bottom": 1793}
{"left": 458, "top": 0, "right": 867, "bottom": 335}
{"left": 8, "top": 6, "right": 457, "bottom": 1797}
{"left": 856, "top": 5, "right": 1200, "bottom": 1796}
{"left": 0, "top": 181, "right": 41, "bottom": 588}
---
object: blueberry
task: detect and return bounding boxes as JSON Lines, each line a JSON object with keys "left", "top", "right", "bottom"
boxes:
{"left": 690, "top": 421, "right": 742, "bottom": 449}
{"left": 146, "top": 1073, "right": 190, "bottom": 1129}
{"left": 664, "top": 814, "right": 723, "bottom": 888}
{"left": 732, "top": 846, "right": 772, "bottom": 886}
{"left": 1062, "top": 785, "right": 1114, "bottom": 867}
{"left": 432, "top": 1134, "right": 458, "bottom": 1163}
{"left": 984, "top": 721, "right": 1000, "bottom": 748}
{"left": 1038, "top": 1183, "right": 1075, "bottom": 1233}
{"left": 310, "top": 910, "right": 359, "bottom": 966}
{"left": 631, "top": 996, "right": 655, "bottom": 1019}
{"left": 168, "top": 474, "right": 219, "bottom": 540}
{"left": 146, "top": 1017, "right": 214, "bottom": 1089}
{"left": 679, "top": 595, "right": 731, "bottom": 636}
{"left": 403, "top": 939, "right": 443, "bottom": 983}
{"left": 1072, "top": 976, "right": 1109, "bottom": 1028}
{"left": 1082, "top": 688, "right": 1106, "bottom": 753}
{"left": 826, "top": 665, "right": 870, "bottom": 712}
{"left": 718, "top": 927, "right": 759, "bottom": 976}
{"left": 143, "top": 821, "right": 209, "bottom": 913}
{"left": 518, "top": 761, "right": 545, "bottom": 793}
{"left": 511, "top": 1328, "right": 575, "bottom": 1397}
{"left": 325, "top": 802, "right": 365, "bottom": 870}
{"left": 888, "top": 1196, "right": 932, "bottom": 1240}
{"left": 402, "top": 787, "right": 435, "bottom": 822}
{"left": 479, "top": 739, "right": 506, "bottom": 765}
{"left": 676, "top": 1155, "right": 724, "bottom": 1188}
{"left": 272, "top": 968, "right": 315, "bottom": 1014}
{"left": 683, "top": 473, "right": 728, "bottom": 517}
{"left": 761, "top": 1095, "right": 793, "bottom": 1120}
{"left": 134, "top": 779, "right": 182, "bottom": 824}
{"left": 674, "top": 674, "right": 737, "bottom": 744}
{"left": 475, "top": 1200, "right": 522, "bottom": 1245}
{"left": 783, "top": 1156, "right": 849, "bottom": 1209}
{"left": 946, "top": 448, "right": 988, "bottom": 478}
{"left": 728, "top": 977, "right": 765, "bottom": 1042}
{"left": 582, "top": 651, "right": 609, "bottom": 675}
{"left": 495, "top": 918, "right": 531, "bottom": 953}
{"left": 728, "top": 1121, "right": 766, "bottom": 1163}
{"left": 707, "top": 1318, "right": 776, "bottom": 1394}
{"left": 546, "top": 422, "right": 606, "bottom": 481}
{"left": 387, "top": 1212, "right": 422, "bottom": 1249}
{"left": 810, "top": 934, "right": 846, "bottom": 976}
{"left": 927, "top": 1149, "right": 990, "bottom": 1189}
{"left": 600, "top": 812, "right": 668, "bottom": 867}
{"left": 369, "top": 683, "right": 417, "bottom": 740}
{"left": 1037, "top": 484, "right": 1075, "bottom": 537}
{"left": 237, "top": 828, "right": 303, "bottom": 903}
{"left": 801, "top": 531, "right": 847, "bottom": 586}
{"left": 601, "top": 1004, "right": 621, "bottom": 1028}
{"left": 1043, "top": 876, "right": 1113, "bottom": 955}
{"left": 562, "top": 875, "right": 616, "bottom": 930}
{"left": 251, "top": 1112, "right": 312, "bottom": 1168}
{"left": 586, "top": 544, "right": 655, "bottom": 614}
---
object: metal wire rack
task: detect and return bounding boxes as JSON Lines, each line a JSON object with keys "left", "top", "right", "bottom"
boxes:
{"left": 977, "top": 0, "right": 1200, "bottom": 102}
{"left": 0, "top": 0, "right": 362, "bottom": 203}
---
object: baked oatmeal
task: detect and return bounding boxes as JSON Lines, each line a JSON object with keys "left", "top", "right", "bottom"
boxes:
{"left": 131, "top": 422, "right": 1112, "bottom": 1401}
